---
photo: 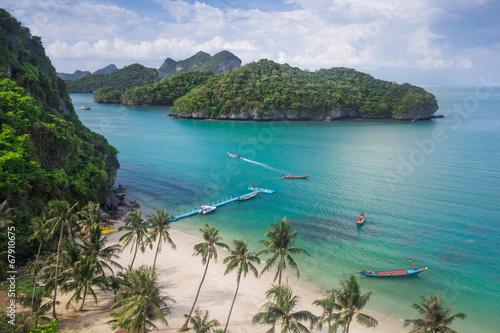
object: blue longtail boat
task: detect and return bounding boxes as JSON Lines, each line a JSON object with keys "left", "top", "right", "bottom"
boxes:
{"left": 360, "top": 267, "right": 428, "bottom": 277}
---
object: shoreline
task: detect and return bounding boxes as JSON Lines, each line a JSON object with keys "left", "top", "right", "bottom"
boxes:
{"left": 55, "top": 217, "right": 409, "bottom": 333}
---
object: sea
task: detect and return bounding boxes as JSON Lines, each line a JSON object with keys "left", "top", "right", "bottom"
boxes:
{"left": 72, "top": 85, "right": 500, "bottom": 333}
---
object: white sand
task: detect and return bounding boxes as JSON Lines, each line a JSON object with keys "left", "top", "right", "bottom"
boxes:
{"left": 55, "top": 219, "right": 408, "bottom": 333}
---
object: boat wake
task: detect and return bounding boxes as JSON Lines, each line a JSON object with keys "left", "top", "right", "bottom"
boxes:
{"left": 241, "top": 158, "right": 285, "bottom": 173}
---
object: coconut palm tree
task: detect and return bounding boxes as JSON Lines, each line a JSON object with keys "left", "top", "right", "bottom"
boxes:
{"left": 185, "top": 308, "right": 221, "bottom": 333}
{"left": 108, "top": 265, "right": 175, "bottom": 333}
{"left": 0, "top": 200, "right": 13, "bottom": 228}
{"left": 79, "top": 223, "right": 122, "bottom": 276}
{"left": 60, "top": 257, "right": 107, "bottom": 311}
{"left": 259, "top": 217, "right": 310, "bottom": 285}
{"left": 252, "top": 283, "right": 317, "bottom": 332}
{"left": 182, "top": 224, "right": 228, "bottom": 330}
{"left": 47, "top": 200, "right": 79, "bottom": 320}
{"left": 404, "top": 292, "right": 466, "bottom": 333}
{"left": 18, "top": 286, "right": 58, "bottom": 327}
{"left": 119, "top": 210, "right": 148, "bottom": 269}
{"left": 28, "top": 213, "right": 51, "bottom": 316}
{"left": 223, "top": 238, "right": 260, "bottom": 333}
{"left": 145, "top": 208, "right": 175, "bottom": 269}
{"left": 313, "top": 287, "right": 338, "bottom": 331}
{"left": 317, "top": 275, "right": 377, "bottom": 333}
{"left": 77, "top": 201, "right": 102, "bottom": 229}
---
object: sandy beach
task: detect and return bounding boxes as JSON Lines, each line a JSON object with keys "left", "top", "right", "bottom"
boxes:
{"left": 54, "top": 218, "right": 409, "bottom": 333}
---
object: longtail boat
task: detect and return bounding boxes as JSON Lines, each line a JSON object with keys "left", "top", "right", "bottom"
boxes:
{"left": 238, "top": 191, "right": 258, "bottom": 200}
{"left": 227, "top": 152, "right": 241, "bottom": 158}
{"left": 282, "top": 174, "right": 309, "bottom": 179}
{"left": 357, "top": 212, "right": 365, "bottom": 224}
{"left": 360, "top": 267, "right": 428, "bottom": 277}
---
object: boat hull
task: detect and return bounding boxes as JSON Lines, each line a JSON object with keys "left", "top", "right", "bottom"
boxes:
{"left": 238, "top": 191, "right": 258, "bottom": 200}
{"left": 227, "top": 152, "right": 241, "bottom": 158}
{"left": 282, "top": 174, "right": 309, "bottom": 179}
{"left": 361, "top": 267, "right": 428, "bottom": 277}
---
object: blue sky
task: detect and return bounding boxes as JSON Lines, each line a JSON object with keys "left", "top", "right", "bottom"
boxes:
{"left": 3, "top": 0, "right": 499, "bottom": 85}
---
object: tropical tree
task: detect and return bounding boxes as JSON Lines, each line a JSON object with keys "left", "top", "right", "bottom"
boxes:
{"left": 77, "top": 201, "right": 102, "bottom": 229}
{"left": 185, "top": 308, "right": 221, "bottom": 333}
{"left": 79, "top": 223, "right": 122, "bottom": 276}
{"left": 182, "top": 224, "right": 228, "bottom": 330}
{"left": 28, "top": 214, "right": 51, "bottom": 316}
{"left": 404, "top": 292, "right": 466, "bottom": 333}
{"left": 223, "top": 238, "right": 260, "bottom": 333}
{"left": 315, "top": 275, "right": 377, "bottom": 333}
{"left": 47, "top": 200, "right": 79, "bottom": 320}
{"left": 259, "top": 217, "right": 310, "bottom": 285}
{"left": 18, "top": 287, "right": 58, "bottom": 327}
{"left": 0, "top": 200, "right": 13, "bottom": 228}
{"left": 252, "top": 283, "right": 317, "bottom": 332}
{"left": 119, "top": 210, "right": 148, "bottom": 269}
{"left": 312, "top": 287, "right": 337, "bottom": 331}
{"left": 145, "top": 209, "right": 175, "bottom": 269}
{"left": 108, "top": 265, "right": 174, "bottom": 333}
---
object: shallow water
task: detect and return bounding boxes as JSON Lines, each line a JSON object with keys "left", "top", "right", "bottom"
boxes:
{"left": 73, "top": 86, "right": 500, "bottom": 332}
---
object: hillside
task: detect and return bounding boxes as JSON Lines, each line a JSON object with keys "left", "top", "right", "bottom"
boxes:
{"left": 158, "top": 50, "right": 241, "bottom": 78}
{"left": 57, "top": 69, "right": 91, "bottom": 80}
{"left": 170, "top": 59, "right": 438, "bottom": 120}
{"left": 66, "top": 63, "right": 159, "bottom": 92}
{"left": 0, "top": 9, "right": 119, "bottom": 261}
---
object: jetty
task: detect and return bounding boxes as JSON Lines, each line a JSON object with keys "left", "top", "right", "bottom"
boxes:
{"left": 170, "top": 187, "right": 274, "bottom": 222}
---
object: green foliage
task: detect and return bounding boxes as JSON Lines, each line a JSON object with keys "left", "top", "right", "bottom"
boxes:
{"left": 29, "top": 319, "right": 58, "bottom": 333}
{"left": 66, "top": 63, "right": 159, "bottom": 93}
{"left": 121, "top": 70, "right": 216, "bottom": 106}
{"left": 171, "top": 59, "right": 437, "bottom": 119}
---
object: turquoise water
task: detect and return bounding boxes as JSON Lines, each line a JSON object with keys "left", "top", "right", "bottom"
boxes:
{"left": 72, "top": 87, "right": 500, "bottom": 332}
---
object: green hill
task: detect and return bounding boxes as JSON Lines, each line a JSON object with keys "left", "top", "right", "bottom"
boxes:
{"left": 57, "top": 69, "right": 91, "bottom": 80}
{"left": 0, "top": 9, "right": 119, "bottom": 261}
{"left": 66, "top": 63, "right": 159, "bottom": 93}
{"left": 170, "top": 59, "right": 438, "bottom": 120}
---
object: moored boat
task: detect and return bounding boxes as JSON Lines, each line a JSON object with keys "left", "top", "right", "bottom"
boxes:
{"left": 357, "top": 212, "right": 365, "bottom": 224}
{"left": 81, "top": 105, "right": 91, "bottom": 110}
{"left": 248, "top": 184, "right": 275, "bottom": 194}
{"left": 227, "top": 152, "right": 241, "bottom": 158}
{"left": 198, "top": 205, "right": 216, "bottom": 215}
{"left": 360, "top": 267, "right": 428, "bottom": 277}
{"left": 238, "top": 191, "right": 258, "bottom": 200}
{"left": 282, "top": 174, "right": 309, "bottom": 179}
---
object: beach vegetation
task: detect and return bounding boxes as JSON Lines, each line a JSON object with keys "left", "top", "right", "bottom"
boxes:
{"left": 184, "top": 308, "right": 221, "bottom": 333}
{"left": 119, "top": 209, "right": 149, "bottom": 270}
{"left": 145, "top": 208, "right": 176, "bottom": 270}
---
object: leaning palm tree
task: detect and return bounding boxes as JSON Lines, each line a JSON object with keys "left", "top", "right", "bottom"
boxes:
{"left": 79, "top": 223, "right": 122, "bottom": 276}
{"left": 252, "top": 283, "right": 317, "bottom": 332}
{"left": 223, "top": 238, "right": 260, "bottom": 333}
{"left": 0, "top": 200, "right": 13, "bottom": 228}
{"left": 77, "top": 201, "right": 102, "bottom": 229}
{"left": 182, "top": 224, "right": 228, "bottom": 330}
{"left": 318, "top": 275, "right": 378, "bottom": 333}
{"left": 119, "top": 210, "right": 148, "bottom": 269}
{"left": 404, "top": 292, "right": 466, "bottom": 333}
{"left": 47, "top": 200, "right": 79, "bottom": 320}
{"left": 185, "top": 308, "right": 221, "bottom": 333}
{"left": 313, "top": 286, "right": 338, "bottom": 331}
{"left": 28, "top": 213, "right": 51, "bottom": 316}
{"left": 60, "top": 257, "right": 108, "bottom": 311}
{"left": 259, "top": 217, "right": 310, "bottom": 285}
{"left": 108, "top": 265, "right": 175, "bottom": 333}
{"left": 145, "top": 209, "right": 176, "bottom": 269}
{"left": 18, "top": 286, "right": 59, "bottom": 327}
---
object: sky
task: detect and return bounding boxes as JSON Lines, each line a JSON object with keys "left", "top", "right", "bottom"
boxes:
{"left": 3, "top": 0, "right": 500, "bottom": 85}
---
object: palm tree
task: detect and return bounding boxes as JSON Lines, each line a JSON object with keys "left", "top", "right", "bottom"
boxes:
{"left": 0, "top": 200, "right": 13, "bottom": 228}
{"left": 79, "top": 223, "right": 122, "bottom": 276}
{"left": 404, "top": 292, "right": 466, "bottom": 333}
{"left": 252, "top": 283, "right": 317, "bottom": 332}
{"left": 223, "top": 238, "right": 260, "bottom": 333}
{"left": 185, "top": 308, "right": 221, "bottom": 333}
{"left": 77, "top": 201, "right": 102, "bottom": 229}
{"left": 28, "top": 213, "right": 51, "bottom": 316}
{"left": 47, "top": 200, "right": 78, "bottom": 320}
{"left": 119, "top": 210, "right": 148, "bottom": 269}
{"left": 60, "top": 257, "right": 108, "bottom": 311}
{"left": 145, "top": 209, "right": 176, "bottom": 269}
{"left": 182, "top": 224, "right": 228, "bottom": 330}
{"left": 19, "top": 287, "right": 59, "bottom": 327}
{"left": 259, "top": 217, "right": 310, "bottom": 285}
{"left": 317, "top": 275, "right": 378, "bottom": 333}
{"left": 108, "top": 265, "right": 175, "bottom": 333}
{"left": 313, "top": 287, "right": 337, "bottom": 331}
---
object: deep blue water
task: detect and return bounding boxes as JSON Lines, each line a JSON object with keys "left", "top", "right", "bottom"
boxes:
{"left": 72, "top": 86, "right": 500, "bottom": 332}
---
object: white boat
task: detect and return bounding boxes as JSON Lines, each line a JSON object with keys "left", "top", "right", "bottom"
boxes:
{"left": 198, "top": 205, "right": 216, "bottom": 215}
{"left": 81, "top": 105, "right": 91, "bottom": 110}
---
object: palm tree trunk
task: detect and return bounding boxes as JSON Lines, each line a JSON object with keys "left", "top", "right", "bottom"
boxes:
{"left": 30, "top": 241, "right": 43, "bottom": 316}
{"left": 278, "top": 269, "right": 282, "bottom": 285}
{"left": 130, "top": 240, "right": 139, "bottom": 269}
{"left": 182, "top": 256, "right": 211, "bottom": 330}
{"left": 143, "top": 303, "right": 147, "bottom": 333}
{"left": 346, "top": 315, "right": 352, "bottom": 333}
{"left": 224, "top": 279, "right": 240, "bottom": 333}
{"left": 80, "top": 286, "right": 87, "bottom": 311}
{"left": 53, "top": 223, "right": 65, "bottom": 319}
{"left": 153, "top": 237, "right": 161, "bottom": 270}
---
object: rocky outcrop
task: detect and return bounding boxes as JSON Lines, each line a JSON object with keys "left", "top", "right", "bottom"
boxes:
{"left": 102, "top": 184, "right": 141, "bottom": 219}
{"left": 393, "top": 104, "right": 439, "bottom": 120}
{"left": 94, "top": 64, "right": 117, "bottom": 75}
